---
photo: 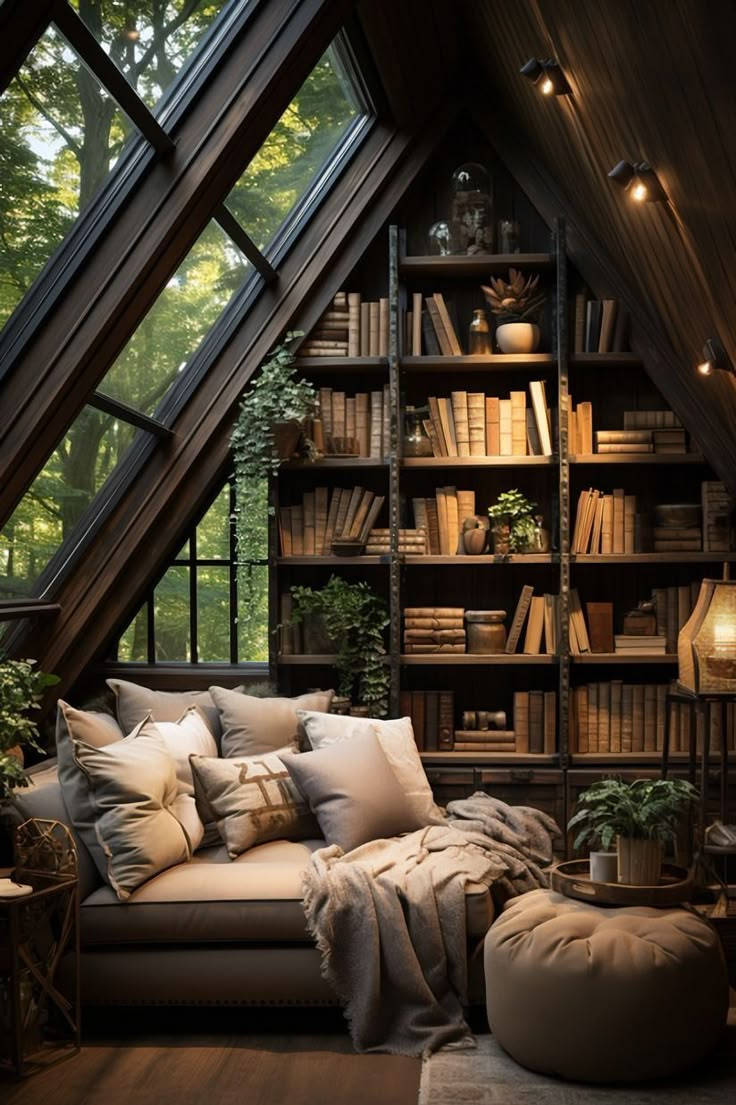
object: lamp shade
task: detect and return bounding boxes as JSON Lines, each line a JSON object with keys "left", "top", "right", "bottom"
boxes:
{"left": 678, "top": 575, "right": 736, "bottom": 693}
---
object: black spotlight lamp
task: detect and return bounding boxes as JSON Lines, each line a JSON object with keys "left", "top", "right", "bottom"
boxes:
{"left": 608, "top": 160, "right": 667, "bottom": 204}
{"left": 520, "top": 58, "right": 571, "bottom": 96}
{"left": 697, "top": 339, "right": 735, "bottom": 378}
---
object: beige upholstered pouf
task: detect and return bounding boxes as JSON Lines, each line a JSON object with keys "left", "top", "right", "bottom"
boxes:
{"left": 484, "top": 888, "right": 729, "bottom": 1083}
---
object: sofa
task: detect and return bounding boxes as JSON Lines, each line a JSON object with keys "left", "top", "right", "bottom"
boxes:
{"left": 5, "top": 681, "right": 496, "bottom": 1008}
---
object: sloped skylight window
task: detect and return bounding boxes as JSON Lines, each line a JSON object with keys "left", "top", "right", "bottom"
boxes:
{"left": 224, "top": 41, "right": 364, "bottom": 252}
{"left": 69, "top": 0, "right": 231, "bottom": 111}
{"left": 96, "top": 219, "right": 250, "bottom": 416}
{"left": 0, "top": 405, "right": 145, "bottom": 598}
{"left": 0, "top": 22, "right": 138, "bottom": 332}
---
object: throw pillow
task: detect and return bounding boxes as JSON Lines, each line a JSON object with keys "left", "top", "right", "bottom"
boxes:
{"left": 152, "top": 706, "right": 220, "bottom": 848}
{"left": 279, "top": 731, "right": 426, "bottom": 853}
{"left": 297, "top": 711, "right": 445, "bottom": 827}
{"left": 65, "top": 720, "right": 193, "bottom": 900}
{"left": 209, "top": 686, "right": 334, "bottom": 758}
{"left": 106, "top": 679, "right": 244, "bottom": 741}
{"left": 57, "top": 701, "right": 125, "bottom": 747}
{"left": 189, "top": 751, "right": 320, "bottom": 859}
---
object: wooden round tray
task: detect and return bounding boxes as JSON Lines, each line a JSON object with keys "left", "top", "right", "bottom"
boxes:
{"left": 550, "top": 860, "right": 694, "bottom": 907}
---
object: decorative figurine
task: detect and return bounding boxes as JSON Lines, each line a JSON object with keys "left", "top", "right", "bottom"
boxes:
{"left": 427, "top": 220, "right": 454, "bottom": 255}
{"left": 450, "top": 163, "right": 494, "bottom": 254}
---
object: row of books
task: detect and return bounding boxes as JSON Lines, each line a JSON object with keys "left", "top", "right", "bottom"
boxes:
{"left": 504, "top": 586, "right": 559, "bottom": 655}
{"left": 572, "top": 294, "right": 629, "bottom": 354}
{"left": 399, "top": 690, "right": 454, "bottom": 750}
{"left": 412, "top": 489, "right": 476, "bottom": 556}
{"left": 403, "top": 607, "right": 465, "bottom": 654}
{"left": 570, "top": 681, "right": 736, "bottom": 754}
{"left": 653, "top": 582, "right": 702, "bottom": 653}
{"left": 277, "top": 486, "right": 385, "bottom": 555}
{"left": 405, "top": 292, "right": 463, "bottom": 357}
{"left": 568, "top": 402, "right": 687, "bottom": 456}
{"left": 316, "top": 385, "right": 390, "bottom": 458}
{"left": 571, "top": 489, "right": 636, "bottom": 554}
{"left": 300, "top": 291, "right": 390, "bottom": 357}
{"left": 702, "top": 481, "right": 734, "bottom": 552}
{"left": 422, "top": 382, "right": 552, "bottom": 458}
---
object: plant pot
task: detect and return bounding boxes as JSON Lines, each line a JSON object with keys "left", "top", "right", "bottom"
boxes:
{"left": 616, "top": 836, "right": 663, "bottom": 885}
{"left": 589, "top": 850, "right": 618, "bottom": 884}
{"left": 491, "top": 524, "right": 511, "bottom": 555}
{"left": 463, "top": 527, "right": 488, "bottom": 555}
{"left": 302, "top": 613, "right": 336, "bottom": 655}
{"left": 271, "top": 420, "right": 303, "bottom": 460}
{"left": 495, "top": 322, "right": 540, "bottom": 354}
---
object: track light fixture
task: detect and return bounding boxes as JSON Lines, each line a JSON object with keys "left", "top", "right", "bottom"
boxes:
{"left": 520, "top": 58, "right": 571, "bottom": 96}
{"left": 697, "top": 339, "right": 735, "bottom": 378}
{"left": 608, "top": 161, "right": 667, "bottom": 204}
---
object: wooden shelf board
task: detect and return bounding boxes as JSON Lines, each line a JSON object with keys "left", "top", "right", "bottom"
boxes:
{"left": 292, "top": 357, "right": 387, "bottom": 371}
{"left": 403, "top": 554, "right": 556, "bottom": 565}
{"left": 570, "top": 753, "right": 682, "bottom": 763}
{"left": 571, "top": 653, "right": 677, "bottom": 664}
{"left": 570, "top": 453, "right": 705, "bottom": 465}
{"left": 276, "top": 556, "right": 387, "bottom": 566}
{"left": 400, "top": 253, "right": 554, "bottom": 276}
{"left": 421, "top": 752, "right": 558, "bottom": 764}
{"left": 569, "top": 353, "right": 642, "bottom": 367}
{"left": 573, "top": 553, "right": 736, "bottom": 564}
{"left": 283, "top": 457, "right": 388, "bottom": 469}
{"left": 402, "top": 455, "right": 555, "bottom": 468}
{"left": 400, "top": 354, "right": 556, "bottom": 372}
{"left": 401, "top": 654, "right": 558, "bottom": 665}
{"left": 277, "top": 655, "right": 336, "bottom": 665}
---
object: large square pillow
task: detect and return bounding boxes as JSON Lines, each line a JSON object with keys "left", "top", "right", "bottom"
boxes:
{"left": 297, "top": 711, "right": 445, "bottom": 827}
{"left": 279, "top": 731, "right": 426, "bottom": 853}
{"left": 106, "top": 679, "right": 243, "bottom": 741}
{"left": 189, "top": 751, "right": 320, "bottom": 859}
{"left": 152, "top": 706, "right": 219, "bottom": 847}
{"left": 60, "top": 718, "right": 193, "bottom": 900}
{"left": 57, "top": 701, "right": 125, "bottom": 746}
{"left": 209, "top": 686, "right": 334, "bottom": 758}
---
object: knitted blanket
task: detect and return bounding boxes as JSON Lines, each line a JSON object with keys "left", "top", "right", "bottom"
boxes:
{"left": 302, "top": 792, "right": 561, "bottom": 1057}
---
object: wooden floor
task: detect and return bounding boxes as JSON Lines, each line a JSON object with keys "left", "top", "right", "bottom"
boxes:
{"left": 0, "top": 1008, "right": 422, "bottom": 1105}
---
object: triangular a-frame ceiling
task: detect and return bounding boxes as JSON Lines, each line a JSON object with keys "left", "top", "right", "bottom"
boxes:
{"left": 2, "top": 0, "right": 736, "bottom": 706}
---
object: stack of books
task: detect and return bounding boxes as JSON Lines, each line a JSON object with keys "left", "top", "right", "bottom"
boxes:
{"left": 595, "top": 430, "right": 653, "bottom": 454}
{"left": 364, "top": 528, "right": 427, "bottom": 555}
{"left": 422, "top": 381, "right": 552, "bottom": 458}
{"left": 614, "top": 634, "right": 668, "bottom": 655}
{"left": 452, "top": 729, "right": 517, "bottom": 753}
{"left": 403, "top": 607, "right": 466, "bottom": 653}
{"left": 300, "top": 291, "right": 390, "bottom": 357}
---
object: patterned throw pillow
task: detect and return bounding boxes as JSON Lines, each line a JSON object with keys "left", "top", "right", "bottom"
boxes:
{"left": 189, "top": 751, "right": 320, "bottom": 858}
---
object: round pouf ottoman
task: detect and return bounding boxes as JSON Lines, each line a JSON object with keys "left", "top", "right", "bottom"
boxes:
{"left": 484, "top": 888, "right": 729, "bottom": 1083}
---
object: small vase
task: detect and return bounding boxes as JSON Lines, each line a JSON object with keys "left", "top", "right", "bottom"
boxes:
{"left": 495, "top": 322, "right": 540, "bottom": 354}
{"left": 468, "top": 309, "right": 492, "bottom": 355}
{"left": 616, "top": 836, "right": 663, "bottom": 886}
{"left": 463, "top": 526, "right": 488, "bottom": 555}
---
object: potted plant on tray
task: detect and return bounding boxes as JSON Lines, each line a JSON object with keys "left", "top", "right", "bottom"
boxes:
{"left": 0, "top": 658, "right": 59, "bottom": 801}
{"left": 568, "top": 777, "right": 699, "bottom": 886}
{"left": 487, "top": 489, "right": 537, "bottom": 554}
{"left": 481, "top": 268, "right": 546, "bottom": 353}
{"left": 287, "top": 576, "right": 390, "bottom": 717}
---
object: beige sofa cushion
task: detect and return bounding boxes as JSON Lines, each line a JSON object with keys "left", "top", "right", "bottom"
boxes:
{"left": 298, "top": 711, "right": 445, "bottom": 826}
{"left": 189, "top": 751, "right": 319, "bottom": 858}
{"left": 107, "top": 679, "right": 241, "bottom": 741}
{"left": 209, "top": 686, "right": 334, "bottom": 757}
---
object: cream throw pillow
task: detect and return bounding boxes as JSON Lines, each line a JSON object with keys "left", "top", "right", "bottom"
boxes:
{"left": 297, "top": 711, "right": 445, "bottom": 827}
{"left": 152, "top": 706, "right": 219, "bottom": 848}
{"left": 69, "top": 721, "right": 193, "bottom": 900}
{"left": 189, "top": 751, "right": 319, "bottom": 859}
{"left": 209, "top": 686, "right": 334, "bottom": 757}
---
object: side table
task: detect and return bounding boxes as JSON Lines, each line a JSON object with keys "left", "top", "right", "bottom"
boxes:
{"left": 0, "top": 819, "right": 80, "bottom": 1077}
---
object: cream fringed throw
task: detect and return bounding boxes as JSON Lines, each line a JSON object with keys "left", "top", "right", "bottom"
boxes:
{"left": 302, "top": 792, "right": 561, "bottom": 1057}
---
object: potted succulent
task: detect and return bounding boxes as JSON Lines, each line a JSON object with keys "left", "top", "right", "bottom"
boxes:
{"left": 481, "top": 268, "right": 546, "bottom": 353}
{"left": 568, "top": 777, "right": 699, "bottom": 886}
{"left": 231, "top": 332, "right": 317, "bottom": 654}
{"left": 287, "top": 576, "right": 390, "bottom": 717}
{"left": 0, "top": 658, "right": 58, "bottom": 801}
{"left": 487, "top": 489, "right": 537, "bottom": 554}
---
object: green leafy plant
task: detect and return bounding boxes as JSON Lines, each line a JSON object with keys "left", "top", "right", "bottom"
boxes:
{"left": 287, "top": 576, "right": 390, "bottom": 716}
{"left": 0, "top": 658, "right": 59, "bottom": 800}
{"left": 568, "top": 777, "right": 699, "bottom": 852}
{"left": 230, "top": 333, "right": 317, "bottom": 657}
{"left": 481, "top": 268, "right": 546, "bottom": 324}
{"left": 487, "top": 488, "right": 537, "bottom": 551}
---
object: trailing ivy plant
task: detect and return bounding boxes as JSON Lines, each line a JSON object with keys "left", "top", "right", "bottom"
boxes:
{"left": 568, "top": 777, "right": 699, "bottom": 852}
{"left": 230, "top": 332, "right": 317, "bottom": 658}
{"left": 0, "top": 658, "right": 59, "bottom": 800}
{"left": 288, "top": 576, "right": 390, "bottom": 716}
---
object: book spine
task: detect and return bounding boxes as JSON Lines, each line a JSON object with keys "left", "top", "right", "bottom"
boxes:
{"left": 347, "top": 292, "right": 361, "bottom": 357}
{"left": 438, "top": 692, "right": 454, "bottom": 749}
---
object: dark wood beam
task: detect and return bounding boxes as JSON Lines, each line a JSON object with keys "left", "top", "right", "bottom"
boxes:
{"left": 0, "top": 601, "right": 61, "bottom": 620}
{"left": 0, "top": 0, "right": 53, "bottom": 94}
{"left": 89, "top": 392, "right": 173, "bottom": 438}
{"left": 214, "top": 206, "right": 278, "bottom": 284}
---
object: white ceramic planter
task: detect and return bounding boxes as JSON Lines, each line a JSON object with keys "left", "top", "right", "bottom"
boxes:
{"left": 495, "top": 322, "right": 540, "bottom": 354}
{"left": 589, "top": 850, "right": 618, "bottom": 884}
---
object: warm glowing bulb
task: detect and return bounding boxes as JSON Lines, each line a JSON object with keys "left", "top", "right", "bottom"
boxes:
{"left": 631, "top": 182, "right": 649, "bottom": 202}
{"left": 697, "top": 360, "right": 714, "bottom": 376}
{"left": 540, "top": 77, "right": 554, "bottom": 95}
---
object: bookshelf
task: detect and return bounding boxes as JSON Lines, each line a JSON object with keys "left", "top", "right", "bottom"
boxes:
{"left": 270, "top": 170, "right": 735, "bottom": 833}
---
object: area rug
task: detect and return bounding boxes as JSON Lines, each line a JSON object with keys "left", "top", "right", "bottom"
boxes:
{"left": 419, "top": 1027, "right": 736, "bottom": 1105}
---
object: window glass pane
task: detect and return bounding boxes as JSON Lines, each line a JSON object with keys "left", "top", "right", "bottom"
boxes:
{"left": 0, "top": 406, "right": 142, "bottom": 598}
{"left": 197, "top": 566, "right": 230, "bottom": 661}
{"left": 197, "top": 485, "right": 231, "bottom": 560}
{"left": 237, "top": 564, "right": 268, "bottom": 662}
{"left": 0, "top": 23, "right": 135, "bottom": 332}
{"left": 154, "top": 566, "right": 190, "bottom": 660}
{"left": 95, "top": 220, "right": 250, "bottom": 414}
{"left": 117, "top": 606, "right": 148, "bottom": 662}
{"left": 69, "top": 0, "right": 230, "bottom": 111}
{"left": 175, "top": 540, "right": 190, "bottom": 561}
{"left": 224, "top": 43, "right": 362, "bottom": 251}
